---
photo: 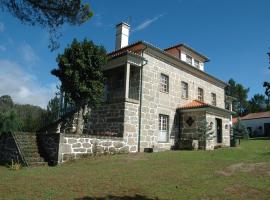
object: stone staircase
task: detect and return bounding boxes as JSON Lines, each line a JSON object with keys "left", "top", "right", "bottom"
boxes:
{"left": 13, "top": 133, "right": 47, "bottom": 166}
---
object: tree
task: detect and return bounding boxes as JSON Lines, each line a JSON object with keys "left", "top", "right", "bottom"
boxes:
{"left": 196, "top": 119, "right": 215, "bottom": 150}
{"left": 263, "top": 51, "right": 270, "bottom": 98}
{"left": 232, "top": 117, "right": 249, "bottom": 145}
{"left": 0, "top": 110, "right": 21, "bottom": 133}
{"left": 51, "top": 39, "right": 107, "bottom": 134}
{"left": 0, "top": 0, "right": 93, "bottom": 50}
{"left": 45, "top": 95, "right": 61, "bottom": 124}
{"left": 226, "top": 79, "right": 249, "bottom": 116}
{"left": 248, "top": 94, "right": 269, "bottom": 113}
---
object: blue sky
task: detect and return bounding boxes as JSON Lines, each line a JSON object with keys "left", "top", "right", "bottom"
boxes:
{"left": 0, "top": 0, "right": 270, "bottom": 108}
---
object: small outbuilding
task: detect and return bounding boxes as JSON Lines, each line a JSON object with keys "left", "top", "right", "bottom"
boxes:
{"left": 234, "top": 111, "right": 270, "bottom": 137}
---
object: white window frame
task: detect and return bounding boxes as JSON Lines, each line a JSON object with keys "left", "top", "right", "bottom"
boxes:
{"left": 198, "top": 87, "right": 204, "bottom": 101}
{"left": 186, "top": 54, "right": 192, "bottom": 65}
{"left": 211, "top": 93, "right": 217, "bottom": 106}
{"left": 159, "top": 114, "right": 169, "bottom": 142}
{"left": 194, "top": 59, "right": 199, "bottom": 68}
{"left": 160, "top": 73, "right": 169, "bottom": 93}
{"left": 181, "top": 81, "right": 188, "bottom": 99}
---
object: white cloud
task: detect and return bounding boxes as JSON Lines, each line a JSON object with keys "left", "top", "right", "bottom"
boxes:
{"left": 94, "top": 14, "right": 103, "bottom": 27}
{"left": 0, "top": 45, "right": 6, "bottom": 52}
{"left": 133, "top": 14, "right": 164, "bottom": 32}
{"left": 19, "top": 42, "right": 40, "bottom": 65}
{"left": 0, "top": 59, "right": 57, "bottom": 108}
{"left": 0, "top": 22, "right": 4, "bottom": 32}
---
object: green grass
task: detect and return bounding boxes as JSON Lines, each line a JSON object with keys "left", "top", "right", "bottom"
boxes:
{"left": 0, "top": 139, "right": 270, "bottom": 200}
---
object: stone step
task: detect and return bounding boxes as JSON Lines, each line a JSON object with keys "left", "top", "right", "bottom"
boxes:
{"left": 29, "top": 162, "right": 47, "bottom": 167}
{"left": 14, "top": 133, "right": 48, "bottom": 166}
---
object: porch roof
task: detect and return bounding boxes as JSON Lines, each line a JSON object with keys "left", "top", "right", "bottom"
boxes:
{"left": 178, "top": 100, "right": 232, "bottom": 116}
{"left": 178, "top": 100, "right": 210, "bottom": 110}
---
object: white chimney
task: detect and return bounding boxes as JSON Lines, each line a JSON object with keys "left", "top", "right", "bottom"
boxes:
{"left": 115, "top": 22, "right": 130, "bottom": 50}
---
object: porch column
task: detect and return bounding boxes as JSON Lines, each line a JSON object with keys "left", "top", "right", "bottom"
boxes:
{"left": 125, "top": 62, "right": 130, "bottom": 99}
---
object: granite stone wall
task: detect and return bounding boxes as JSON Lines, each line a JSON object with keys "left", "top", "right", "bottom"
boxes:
{"left": 137, "top": 52, "right": 228, "bottom": 151}
{"left": 123, "top": 101, "right": 139, "bottom": 152}
{"left": 206, "top": 113, "right": 230, "bottom": 147}
{"left": 86, "top": 102, "right": 125, "bottom": 137}
{"left": 58, "top": 134, "right": 131, "bottom": 162}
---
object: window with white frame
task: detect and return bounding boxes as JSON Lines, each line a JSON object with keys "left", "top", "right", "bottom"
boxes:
{"left": 160, "top": 74, "right": 169, "bottom": 93}
{"left": 198, "top": 87, "right": 204, "bottom": 101}
{"left": 194, "top": 59, "right": 199, "bottom": 68}
{"left": 186, "top": 54, "right": 192, "bottom": 65}
{"left": 211, "top": 93, "right": 217, "bottom": 106}
{"left": 159, "top": 114, "right": 169, "bottom": 142}
{"left": 181, "top": 81, "right": 188, "bottom": 99}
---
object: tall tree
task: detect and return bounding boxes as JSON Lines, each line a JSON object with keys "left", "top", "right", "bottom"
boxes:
{"left": 46, "top": 95, "right": 61, "bottom": 124}
{"left": 0, "top": 110, "right": 21, "bottom": 133}
{"left": 226, "top": 79, "right": 249, "bottom": 116}
{"left": 0, "top": 0, "right": 93, "bottom": 50}
{"left": 263, "top": 51, "right": 270, "bottom": 98}
{"left": 248, "top": 94, "right": 268, "bottom": 113}
{"left": 51, "top": 39, "right": 107, "bottom": 134}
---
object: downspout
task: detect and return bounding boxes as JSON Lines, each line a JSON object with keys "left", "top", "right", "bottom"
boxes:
{"left": 137, "top": 46, "right": 148, "bottom": 152}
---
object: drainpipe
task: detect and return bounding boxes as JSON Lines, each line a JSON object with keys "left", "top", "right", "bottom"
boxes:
{"left": 137, "top": 46, "right": 148, "bottom": 152}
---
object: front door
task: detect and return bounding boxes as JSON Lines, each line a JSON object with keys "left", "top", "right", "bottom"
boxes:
{"left": 216, "top": 118, "right": 222, "bottom": 143}
{"left": 264, "top": 123, "right": 270, "bottom": 137}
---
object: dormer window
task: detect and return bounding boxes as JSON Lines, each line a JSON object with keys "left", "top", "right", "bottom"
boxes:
{"left": 186, "top": 54, "right": 192, "bottom": 65}
{"left": 194, "top": 60, "right": 199, "bottom": 68}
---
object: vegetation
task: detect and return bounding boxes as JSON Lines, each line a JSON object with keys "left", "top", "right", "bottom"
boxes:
{"left": 232, "top": 117, "right": 249, "bottom": 145}
{"left": 0, "top": 139, "right": 269, "bottom": 199}
{"left": 0, "top": 95, "right": 61, "bottom": 132}
{"left": 263, "top": 51, "right": 270, "bottom": 98}
{"left": 51, "top": 39, "right": 107, "bottom": 134}
{"left": 226, "top": 78, "right": 250, "bottom": 116}
{"left": 0, "top": 0, "right": 93, "bottom": 50}
{"left": 226, "top": 78, "right": 269, "bottom": 117}
{"left": 247, "top": 93, "right": 270, "bottom": 113}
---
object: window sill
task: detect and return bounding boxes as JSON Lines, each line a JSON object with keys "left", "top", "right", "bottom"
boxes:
{"left": 125, "top": 98, "right": 139, "bottom": 104}
{"left": 159, "top": 91, "right": 169, "bottom": 94}
{"left": 158, "top": 141, "right": 170, "bottom": 143}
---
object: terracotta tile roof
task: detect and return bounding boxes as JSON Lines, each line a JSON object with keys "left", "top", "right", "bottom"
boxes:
{"left": 107, "top": 41, "right": 145, "bottom": 58}
{"left": 241, "top": 111, "right": 270, "bottom": 120}
{"left": 178, "top": 100, "right": 210, "bottom": 110}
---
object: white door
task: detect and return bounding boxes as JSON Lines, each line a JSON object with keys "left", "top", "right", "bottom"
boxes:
{"left": 159, "top": 115, "right": 168, "bottom": 142}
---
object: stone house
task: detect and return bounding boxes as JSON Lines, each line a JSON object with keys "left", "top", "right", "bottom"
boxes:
{"left": 0, "top": 22, "right": 234, "bottom": 167}
{"left": 87, "top": 22, "right": 233, "bottom": 152}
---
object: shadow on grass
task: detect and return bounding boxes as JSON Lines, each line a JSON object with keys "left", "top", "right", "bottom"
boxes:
{"left": 250, "top": 137, "right": 270, "bottom": 140}
{"left": 74, "top": 194, "right": 159, "bottom": 200}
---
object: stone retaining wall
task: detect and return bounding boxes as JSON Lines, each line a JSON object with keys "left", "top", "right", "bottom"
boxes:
{"left": 37, "top": 133, "right": 60, "bottom": 165}
{"left": 0, "top": 132, "right": 24, "bottom": 165}
{"left": 58, "top": 134, "right": 130, "bottom": 162}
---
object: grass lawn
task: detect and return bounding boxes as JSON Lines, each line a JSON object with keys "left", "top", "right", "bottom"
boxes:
{"left": 0, "top": 139, "right": 270, "bottom": 200}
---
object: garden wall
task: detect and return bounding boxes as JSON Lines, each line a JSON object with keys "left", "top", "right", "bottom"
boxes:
{"left": 0, "top": 132, "right": 25, "bottom": 165}
{"left": 58, "top": 134, "right": 130, "bottom": 162}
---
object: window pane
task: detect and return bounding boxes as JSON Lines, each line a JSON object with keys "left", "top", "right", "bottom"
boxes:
{"left": 181, "top": 82, "right": 188, "bottom": 98}
{"left": 211, "top": 93, "right": 216, "bottom": 106}
{"left": 194, "top": 60, "right": 199, "bottom": 68}
{"left": 186, "top": 55, "right": 192, "bottom": 65}
{"left": 160, "top": 74, "right": 169, "bottom": 93}
{"left": 198, "top": 88, "right": 204, "bottom": 101}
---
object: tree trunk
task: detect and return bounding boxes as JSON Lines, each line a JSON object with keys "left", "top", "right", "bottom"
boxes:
{"left": 75, "top": 105, "right": 87, "bottom": 134}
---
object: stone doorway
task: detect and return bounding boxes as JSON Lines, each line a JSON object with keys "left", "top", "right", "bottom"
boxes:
{"left": 216, "top": 118, "right": 222, "bottom": 143}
